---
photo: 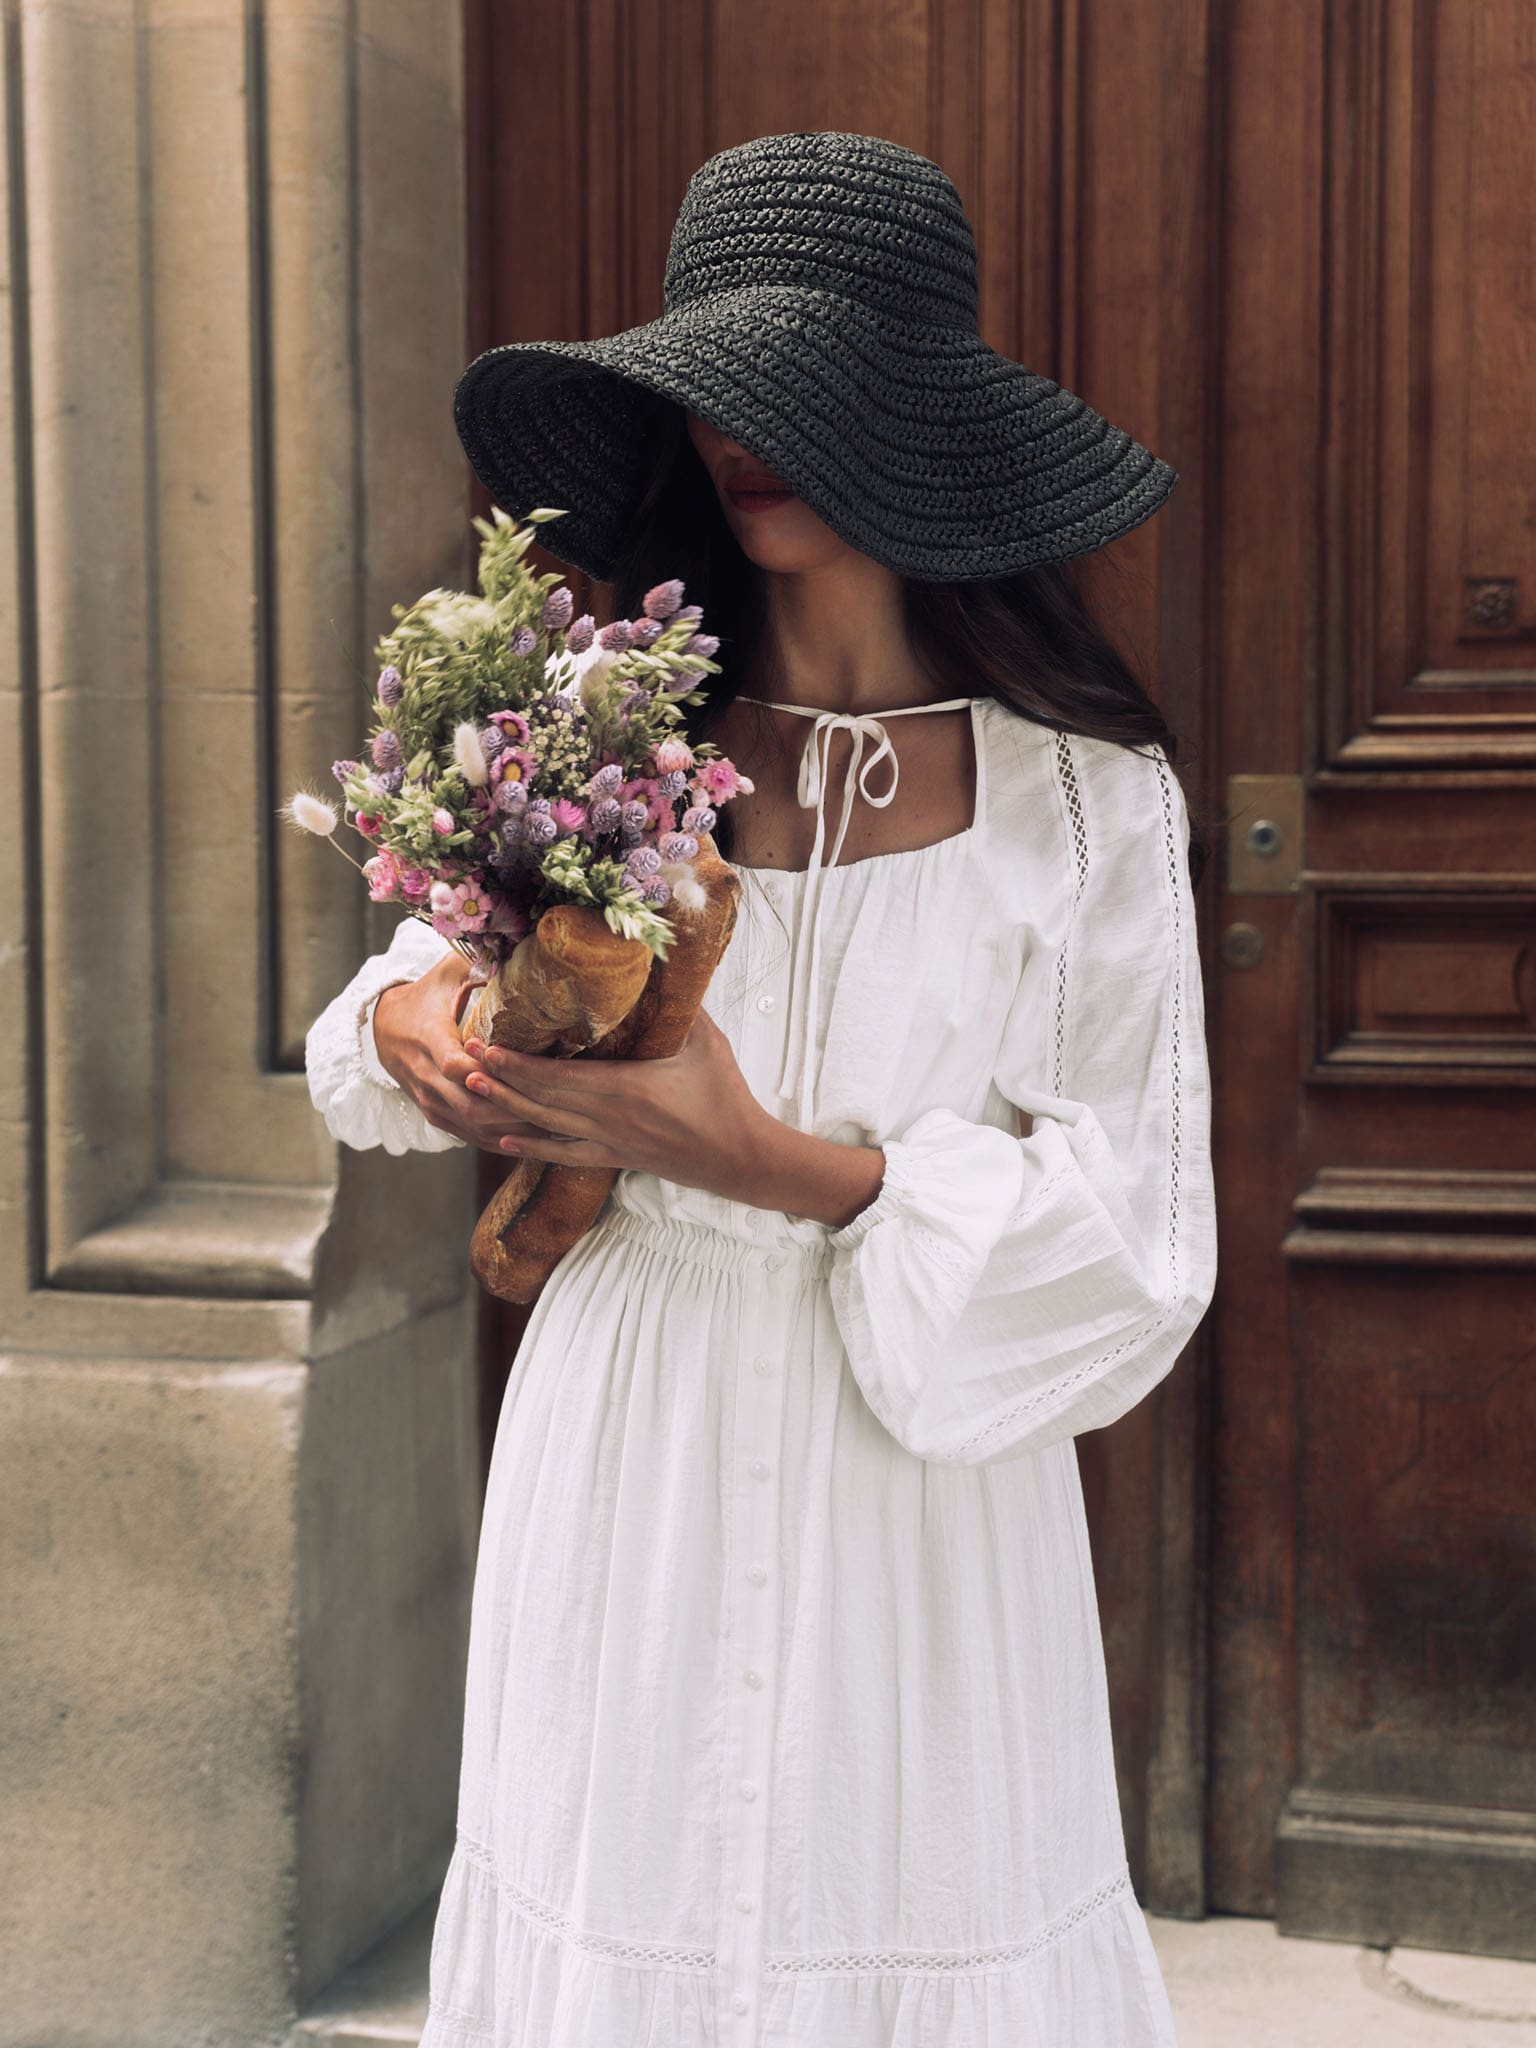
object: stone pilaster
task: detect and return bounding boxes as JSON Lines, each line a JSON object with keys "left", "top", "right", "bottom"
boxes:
{"left": 0, "top": 3, "right": 477, "bottom": 2040}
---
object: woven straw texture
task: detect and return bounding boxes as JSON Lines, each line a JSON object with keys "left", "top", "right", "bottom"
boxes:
{"left": 453, "top": 130, "right": 1178, "bottom": 583}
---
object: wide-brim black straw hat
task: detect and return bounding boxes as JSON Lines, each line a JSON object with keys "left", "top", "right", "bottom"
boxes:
{"left": 453, "top": 130, "right": 1178, "bottom": 584}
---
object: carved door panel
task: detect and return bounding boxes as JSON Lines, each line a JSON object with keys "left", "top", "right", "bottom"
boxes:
{"left": 1211, "top": 0, "right": 1536, "bottom": 1956}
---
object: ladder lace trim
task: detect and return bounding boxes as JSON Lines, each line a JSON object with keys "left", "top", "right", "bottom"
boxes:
{"left": 951, "top": 741, "right": 1188, "bottom": 1462}
{"left": 446, "top": 1835, "right": 1133, "bottom": 1980}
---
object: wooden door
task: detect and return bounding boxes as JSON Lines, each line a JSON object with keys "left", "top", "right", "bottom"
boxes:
{"left": 1210, "top": 0, "right": 1536, "bottom": 1958}
{"left": 462, "top": 0, "right": 1536, "bottom": 1956}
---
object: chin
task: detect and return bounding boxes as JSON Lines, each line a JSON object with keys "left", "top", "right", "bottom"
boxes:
{"left": 727, "top": 501, "right": 850, "bottom": 574}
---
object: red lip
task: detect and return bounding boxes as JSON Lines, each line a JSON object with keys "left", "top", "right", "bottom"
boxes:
{"left": 727, "top": 472, "right": 795, "bottom": 509}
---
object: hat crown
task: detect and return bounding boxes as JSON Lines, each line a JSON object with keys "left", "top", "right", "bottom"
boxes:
{"left": 663, "top": 131, "right": 980, "bottom": 329}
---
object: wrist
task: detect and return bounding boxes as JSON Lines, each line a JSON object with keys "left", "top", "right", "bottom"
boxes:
{"left": 731, "top": 1111, "right": 887, "bottom": 1232}
{"left": 368, "top": 982, "right": 411, "bottom": 1089}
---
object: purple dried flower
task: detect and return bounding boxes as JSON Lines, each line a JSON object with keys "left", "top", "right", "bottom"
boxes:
{"left": 630, "top": 617, "right": 664, "bottom": 648}
{"left": 684, "top": 632, "right": 720, "bottom": 659}
{"left": 375, "top": 766, "right": 405, "bottom": 795}
{"left": 620, "top": 688, "right": 652, "bottom": 716}
{"left": 589, "top": 796, "right": 622, "bottom": 835}
{"left": 480, "top": 726, "right": 507, "bottom": 765}
{"left": 660, "top": 832, "right": 699, "bottom": 862}
{"left": 674, "top": 603, "right": 704, "bottom": 624}
{"left": 642, "top": 579, "right": 685, "bottom": 620}
{"left": 498, "top": 815, "right": 524, "bottom": 847}
{"left": 681, "top": 804, "right": 717, "bottom": 834}
{"left": 508, "top": 624, "right": 538, "bottom": 657}
{"left": 657, "top": 769, "right": 688, "bottom": 799}
{"left": 525, "top": 795, "right": 552, "bottom": 815}
{"left": 640, "top": 875, "right": 672, "bottom": 906}
{"left": 376, "top": 665, "right": 403, "bottom": 706}
{"left": 541, "top": 585, "right": 574, "bottom": 631}
{"left": 493, "top": 780, "right": 528, "bottom": 816}
{"left": 620, "top": 800, "right": 650, "bottom": 836}
{"left": 566, "top": 613, "right": 596, "bottom": 653}
{"left": 597, "top": 618, "right": 634, "bottom": 652}
{"left": 331, "top": 757, "right": 360, "bottom": 784}
{"left": 588, "top": 761, "right": 624, "bottom": 800}
{"left": 623, "top": 845, "right": 662, "bottom": 877}
{"left": 524, "top": 810, "right": 558, "bottom": 845}
{"left": 371, "top": 728, "right": 402, "bottom": 772}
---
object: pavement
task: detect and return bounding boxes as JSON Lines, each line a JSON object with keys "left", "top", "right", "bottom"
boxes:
{"left": 1149, "top": 1911, "right": 1536, "bottom": 2046}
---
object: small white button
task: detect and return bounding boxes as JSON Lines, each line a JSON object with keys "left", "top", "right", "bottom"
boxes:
{"left": 746, "top": 1564, "right": 767, "bottom": 1586}
{"left": 736, "top": 1893, "right": 754, "bottom": 1914}
{"left": 743, "top": 1668, "right": 764, "bottom": 1690}
{"left": 748, "top": 1458, "right": 770, "bottom": 1481}
{"left": 743, "top": 1208, "right": 764, "bottom": 1230}
{"left": 732, "top": 1993, "right": 750, "bottom": 2014}
{"left": 739, "top": 1779, "right": 758, "bottom": 1800}
{"left": 756, "top": 993, "right": 775, "bottom": 1013}
{"left": 753, "top": 1356, "right": 773, "bottom": 1377}
{"left": 764, "top": 1253, "right": 784, "bottom": 1273}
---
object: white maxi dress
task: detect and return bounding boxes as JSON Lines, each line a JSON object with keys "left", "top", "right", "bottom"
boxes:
{"left": 304, "top": 691, "right": 1218, "bottom": 2048}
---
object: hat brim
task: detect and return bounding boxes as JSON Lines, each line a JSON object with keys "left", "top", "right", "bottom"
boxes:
{"left": 452, "top": 286, "right": 1177, "bottom": 584}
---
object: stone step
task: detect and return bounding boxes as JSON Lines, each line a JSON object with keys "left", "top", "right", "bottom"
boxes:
{"left": 291, "top": 1890, "right": 437, "bottom": 2048}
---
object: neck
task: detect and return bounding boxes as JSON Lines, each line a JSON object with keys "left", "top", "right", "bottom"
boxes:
{"left": 743, "top": 556, "right": 942, "bottom": 715}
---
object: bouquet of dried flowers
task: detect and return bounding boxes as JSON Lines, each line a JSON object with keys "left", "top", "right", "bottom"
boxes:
{"left": 284, "top": 505, "right": 752, "bottom": 1302}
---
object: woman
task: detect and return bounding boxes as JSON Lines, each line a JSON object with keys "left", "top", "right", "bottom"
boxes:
{"left": 306, "top": 131, "right": 1217, "bottom": 2048}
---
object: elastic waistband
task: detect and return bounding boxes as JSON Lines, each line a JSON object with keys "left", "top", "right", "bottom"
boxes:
{"left": 596, "top": 1201, "right": 836, "bottom": 1283}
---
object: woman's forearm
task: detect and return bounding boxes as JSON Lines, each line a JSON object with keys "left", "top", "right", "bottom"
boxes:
{"left": 733, "top": 1112, "right": 887, "bottom": 1233}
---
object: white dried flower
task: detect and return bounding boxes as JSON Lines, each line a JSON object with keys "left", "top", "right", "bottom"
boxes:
{"left": 282, "top": 789, "right": 339, "bottom": 836}
{"left": 453, "top": 720, "right": 489, "bottom": 788}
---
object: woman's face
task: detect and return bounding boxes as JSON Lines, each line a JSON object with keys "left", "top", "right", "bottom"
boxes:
{"left": 685, "top": 411, "right": 854, "bottom": 576}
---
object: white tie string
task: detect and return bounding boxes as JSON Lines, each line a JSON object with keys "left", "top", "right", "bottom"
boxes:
{"left": 735, "top": 695, "right": 979, "bottom": 1131}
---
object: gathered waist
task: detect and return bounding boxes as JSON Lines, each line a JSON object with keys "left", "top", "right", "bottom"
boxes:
{"left": 595, "top": 1183, "right": 837, "bottom": 1283}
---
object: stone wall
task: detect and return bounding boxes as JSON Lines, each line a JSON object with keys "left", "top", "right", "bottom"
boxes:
{"left": 0, "top": 3, "right": 477, "bottom": 2040}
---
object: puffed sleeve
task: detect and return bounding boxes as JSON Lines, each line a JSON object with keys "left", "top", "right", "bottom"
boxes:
{"left": 825, "top": 732, "right": 1216, "bottom": 1466}
{"left": 304, "top": 913, "right": 470, "bottom": 1155}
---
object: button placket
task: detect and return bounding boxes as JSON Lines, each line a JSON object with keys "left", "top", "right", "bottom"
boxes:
{"left": 717, "top": 896, "right": 792, "bottom": 2047}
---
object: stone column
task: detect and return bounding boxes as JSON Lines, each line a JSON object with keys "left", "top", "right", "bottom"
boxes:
{"left": 0, "top": 3, "right": 477, "bottom": 2041}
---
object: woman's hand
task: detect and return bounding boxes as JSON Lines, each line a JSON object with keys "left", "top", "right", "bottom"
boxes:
{"left": 371, "top": 953, "right": 519, "bottom": 1155}
{"left": 461, "top": 1005, "right": 775, "bottom": 1201}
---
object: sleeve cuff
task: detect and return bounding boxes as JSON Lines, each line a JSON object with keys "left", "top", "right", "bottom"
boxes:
{"left": 359, "top": 982, "right": 407, "bottom": 1090}
{"left": 826, "top": 1138, "right": 922, "bottom": 1252}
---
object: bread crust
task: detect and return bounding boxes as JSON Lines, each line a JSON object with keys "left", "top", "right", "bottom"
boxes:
{"left": 466, "top": 836, "right": 742, "bottom": 1303}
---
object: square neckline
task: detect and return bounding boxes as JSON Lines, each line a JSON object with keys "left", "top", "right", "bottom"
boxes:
{"left": 728, "top": 694, "right": 990, "bottom": 880}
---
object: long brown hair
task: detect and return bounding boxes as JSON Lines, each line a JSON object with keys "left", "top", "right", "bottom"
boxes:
{"left": 608, "top": 399, "right": 1209, "bottom": 885}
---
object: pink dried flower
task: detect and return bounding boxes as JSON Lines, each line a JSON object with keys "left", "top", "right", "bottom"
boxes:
{"left": 653, "top": 736, "right": 694, "bottom": 773}
{"left": 356, "top": 812, "right": 382, "bottom": 838}
{"left": 674, "top": 603, "right": 703, "bottom": 623}
{"left": 429, "top": 877, "right": 490, "bottom": 935}
{"left": 630, "top": 617, "right": 664, "bottom": 648}
{"left": 371, "top": 728, "right": 402, "bottom": 772}
{"left": 684, "top": 632, "right": 719, "bottom": 659}
{"left": 431, "top": 807, "right": 456, "bottom": 836}
{"left": 550, "top": 798, "right": 587, "bottom": 835}
{"left": 566, "top": 613, "right": 595, "bottom": 653}
{"left": 660, "top": 831, "right": 699, "bottom": 862}
{"left": 362, "top": 849, "right": 401, "bottom": 902}
{"left": 397, "top": 861, "right": 433, "bottom": 901}
{"left": 642, "top": 579, "right": 684, "bottom": 620}
{"left": 376, "top": 665, "right": 403, "bottom": 706}
{"left": 681, "top": 804, "right": 717, "bottom": 835}
{"left": 541, "top": 585, "right": 574, "bottom": 630}
{"left": 694, "top": 758, "right": 754, "bottom": 802}
{"left": 597, "top": 618, "right": 634, "bottom": 652}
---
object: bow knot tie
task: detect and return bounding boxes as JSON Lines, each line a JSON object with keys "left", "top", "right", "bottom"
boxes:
{"left": 734, "top": 694, "right": 979, "bottom": 1133}
{"left": 793, "top": 709, "right": 901, "bottom": 816}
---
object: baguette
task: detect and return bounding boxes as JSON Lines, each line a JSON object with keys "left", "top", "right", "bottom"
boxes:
{"left": 468, "top": 835, "right": 742, "bottom": 1303}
